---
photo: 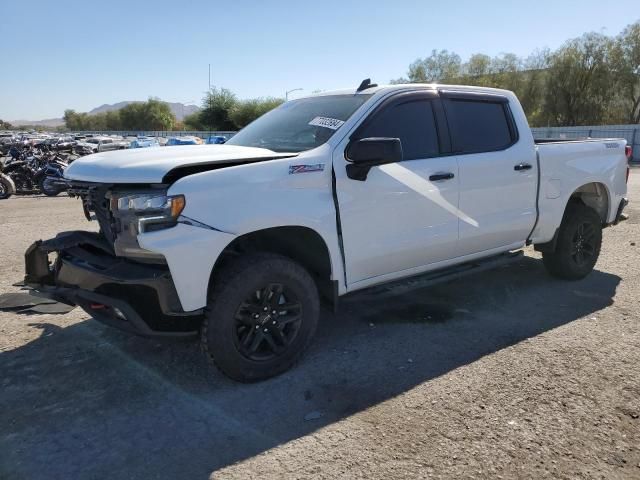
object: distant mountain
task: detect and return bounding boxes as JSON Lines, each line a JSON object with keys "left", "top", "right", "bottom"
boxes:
{"left": 9, "top": 117, "right": 65, "bottom": 127}
{"left": 11, "top": 100, "right": 200, "bottom": 126}
{"left": 88, "top": 101, "right": 135, "bottom": 115}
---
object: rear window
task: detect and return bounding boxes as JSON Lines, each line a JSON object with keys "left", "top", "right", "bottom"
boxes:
{"left": 445, "top": 100, "right": 514, "bottom": 153}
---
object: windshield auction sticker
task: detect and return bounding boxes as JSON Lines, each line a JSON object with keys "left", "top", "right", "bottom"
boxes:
{"left": 308, "top": 116, "right": 345, "bottom": 130}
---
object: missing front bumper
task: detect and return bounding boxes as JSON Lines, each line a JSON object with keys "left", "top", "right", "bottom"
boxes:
{"left": 24, "top": 231, "right": 201, "bottom": 337}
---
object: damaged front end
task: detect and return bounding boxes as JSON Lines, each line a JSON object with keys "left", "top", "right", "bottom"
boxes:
{"left": 24, "top": 182, "right": 202, "bottom": 337}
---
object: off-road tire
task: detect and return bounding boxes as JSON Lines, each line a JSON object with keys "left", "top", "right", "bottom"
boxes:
{"left": 542, "top": 203, "right": 602, "bottom": 280}
{"left": 201, "top": 252, "right": 320, "bottom": 382}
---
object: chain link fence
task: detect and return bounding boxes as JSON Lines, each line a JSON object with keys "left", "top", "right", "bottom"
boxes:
{"left": 75, "top": 130, "right": 238, "bottom": 140}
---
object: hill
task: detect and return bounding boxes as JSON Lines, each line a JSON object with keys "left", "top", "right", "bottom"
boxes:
{"left": 11, "top": 100, "right": 199, "bottom": 127}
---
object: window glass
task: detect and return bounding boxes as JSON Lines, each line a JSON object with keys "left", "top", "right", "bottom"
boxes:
{"left": 226, "top": 94, "right": 372, "bottom": 153}
{"left": 358, "top": 100, "right": 439, "bottom": 160}
{"left": 446, "top": 100, "right": 513, "bottom": 153}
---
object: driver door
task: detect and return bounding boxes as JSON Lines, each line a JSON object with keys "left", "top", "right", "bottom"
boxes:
{"left": 333, "top": 92, "right": 461, "bottom": 288}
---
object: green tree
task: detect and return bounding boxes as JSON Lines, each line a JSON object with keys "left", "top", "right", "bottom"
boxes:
{"left": 407, "top": 49, "right": 462, "bottom": 83}
{"left": 200, "top": 87, "right": 237, "bottom": 130}
{"left": 518, "top": 50, "right": 550, "bottom": 126}
{"left": 463, "top": 54, "right": 492, "bottom": 79}
{"left": 183, "top": 112, "right": 204, "bottom": 130}
{"left": 116, "top": 99, "right": 176, "bottom": 130}
{"left": 143, "top": 98, "right": 176, "bottom": 130}
{"left": 119, "top": 103, "right": 144, "bottom": 130}
{"left": 229, "top": 97, "right": 284, "bottom": 128}
{"left": 63, "top": 109, "right": 80, "bottom": 130}
{"left": 544, "top": 33, "right": 613, "bottom": 126}
{"left": 610, "top": 21, "right": 640, "bottom": 123}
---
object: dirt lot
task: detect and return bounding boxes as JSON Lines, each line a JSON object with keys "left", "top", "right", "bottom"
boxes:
{"left": 1, "top": 173, "right": 639, "bottom": 480}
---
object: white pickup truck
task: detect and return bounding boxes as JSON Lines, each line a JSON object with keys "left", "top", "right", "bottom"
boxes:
{"left": 24, "top": 81, "right": 630, "bottom": 381}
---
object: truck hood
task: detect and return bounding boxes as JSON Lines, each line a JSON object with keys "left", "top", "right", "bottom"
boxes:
{"left": 64, "top": 145, "right": 296, "bottom": 184}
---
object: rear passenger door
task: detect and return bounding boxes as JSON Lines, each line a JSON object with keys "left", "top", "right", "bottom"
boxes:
{"left": 442, "top": 91, "right": 537, "bottom": 256}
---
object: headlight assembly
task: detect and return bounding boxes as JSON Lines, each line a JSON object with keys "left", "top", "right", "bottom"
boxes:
{"left": 115, "top": 193, "right": 186, "bottom": 233}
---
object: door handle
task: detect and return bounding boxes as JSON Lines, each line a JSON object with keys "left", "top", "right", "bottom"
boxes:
{"left": 429, "top": 172, "right": 455, "bottom": 181}
{"left": 514, "top": 163, "right": 532, "bottom": 171}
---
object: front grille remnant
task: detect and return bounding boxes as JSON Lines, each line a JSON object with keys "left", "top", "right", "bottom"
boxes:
{"left": 68, "top": 182, "right": 117, "bottom": 250}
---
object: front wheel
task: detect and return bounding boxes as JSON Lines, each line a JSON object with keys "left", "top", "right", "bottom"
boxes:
{"left": 542, "top": 203, "right": 602, "bottom": 280}
{"left": 201, "top": 253, "right": 319, "bottom": 382}
{"left": 38, "top": 176, "right": 61, "bottom": 197}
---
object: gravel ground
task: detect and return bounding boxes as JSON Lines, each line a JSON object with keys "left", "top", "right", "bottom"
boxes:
{"left": 0, "top": 173, "right": 639, "bottom": 480}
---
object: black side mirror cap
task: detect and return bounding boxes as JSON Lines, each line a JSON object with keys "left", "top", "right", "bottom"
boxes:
{"left": 345, "top": 137, "right": 403, "bottom": 181}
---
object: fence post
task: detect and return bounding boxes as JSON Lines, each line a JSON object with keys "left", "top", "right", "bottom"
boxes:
{"left": 632, "top": 128, "right": 638, "bottom": 163}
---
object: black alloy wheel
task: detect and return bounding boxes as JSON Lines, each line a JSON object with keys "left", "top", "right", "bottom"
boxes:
{"left": 233, "top": 283, "right": 303, "bottom": 361}
{"left": 570, "top": 221, "right": 597, "bottom": 267}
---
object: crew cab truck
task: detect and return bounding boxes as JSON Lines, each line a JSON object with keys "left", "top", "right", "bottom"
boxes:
{"left": 24, "top": 81, "right": 630, "bottom": 382}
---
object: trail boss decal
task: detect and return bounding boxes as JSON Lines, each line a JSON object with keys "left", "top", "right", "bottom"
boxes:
{"left": 308, "top": 116, "right": 345, "bottom": 130}
{"left": 289, "top": 164, "right": 325, "bottom": 174}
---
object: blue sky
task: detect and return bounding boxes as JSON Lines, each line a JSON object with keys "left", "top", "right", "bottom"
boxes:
{"left": 1, "top": 0, "right": 638, "bottom": 120}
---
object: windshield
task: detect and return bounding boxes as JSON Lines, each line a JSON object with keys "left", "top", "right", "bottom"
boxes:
{"left": 226, "top": 94, "right": 372, "bottom": 153}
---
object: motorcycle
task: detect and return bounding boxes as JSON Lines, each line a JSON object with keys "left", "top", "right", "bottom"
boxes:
{"left": 33, "top": 157, "right": 68, "bottom": 196}
{"left": 0, "top": 148, "right": 68, "bottom": 198}
{"left": 0, "top": 168, "right": 16, "bottom": 199}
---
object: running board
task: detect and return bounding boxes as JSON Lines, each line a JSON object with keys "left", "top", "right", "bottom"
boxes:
{"left": 348, "top": 251, "right": 525, "bottom": 299}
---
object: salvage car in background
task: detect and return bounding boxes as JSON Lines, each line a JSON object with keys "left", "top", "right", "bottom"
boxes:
{"left": 129, "top": 136, "right": 160, "bottom": 149}
{"left": 81, "top": 136, "right": 129, "bottom": 153}
{"left": 166, "top": 136, "right": 203, "bottom": 146}
{"left": 206, "top": 135, "right": 226, "bottom": 145}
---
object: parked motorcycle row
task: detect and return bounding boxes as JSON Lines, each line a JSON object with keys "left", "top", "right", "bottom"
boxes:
{"left": 0, "top": 131, "right": 231, "bottom": 200}
{"left": 0, "top": 143, "right": 79, "bottom": 200}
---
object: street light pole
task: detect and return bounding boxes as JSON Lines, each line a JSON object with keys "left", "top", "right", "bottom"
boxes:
{"left": 208, "top": 64, "right": 212, "bottom": 135}
{"left": 285, "top": 88, "right": 303, "bottom": 101}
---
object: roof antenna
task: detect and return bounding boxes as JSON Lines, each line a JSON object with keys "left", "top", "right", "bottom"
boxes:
{"left": 356, "top": 78, "right": 378, "bottom": 92}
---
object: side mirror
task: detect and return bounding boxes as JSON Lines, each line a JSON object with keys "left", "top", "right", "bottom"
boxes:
{"left": 345, "top": 137, "right": 403, "bottom": 181}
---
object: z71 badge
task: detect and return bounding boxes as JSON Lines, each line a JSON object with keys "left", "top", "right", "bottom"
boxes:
{"left": 289, "top": 164, "right": 325, "bottom": 174}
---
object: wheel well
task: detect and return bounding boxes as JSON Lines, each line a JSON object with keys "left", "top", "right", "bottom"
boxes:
{"left": 210, "top": 226, "right": 336, "bottom": 305}
{"left": 535, "top": 182, "right": 609, "bottom": 254}
{"left": 568, "top": 182, "right": 609, "bottom": 223}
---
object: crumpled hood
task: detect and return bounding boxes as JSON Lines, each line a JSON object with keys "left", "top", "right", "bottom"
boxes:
{"left": 64, "top": 144, "right": 295, "bottom": 183}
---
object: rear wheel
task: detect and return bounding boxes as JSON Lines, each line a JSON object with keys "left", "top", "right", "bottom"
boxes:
{"left": 542, "top": 203, "right": 602, "bottom": 280}
{"left": 0, "top": 176, "right": 13, "bottom": 199}
{"left": 201, "top": 253, "right": 319, "bottom": 382}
